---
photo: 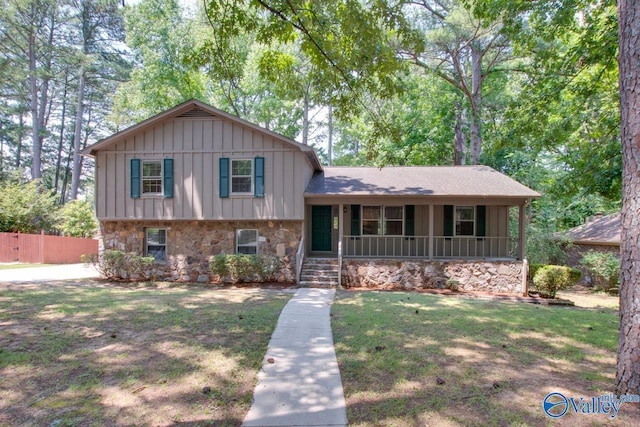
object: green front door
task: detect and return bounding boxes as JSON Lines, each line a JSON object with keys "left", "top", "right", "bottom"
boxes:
{"left": 311, "top": 205, "right": 333, "bottom": 252}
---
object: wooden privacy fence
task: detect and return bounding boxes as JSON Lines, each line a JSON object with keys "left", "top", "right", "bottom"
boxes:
{"left": 0, "top": 232, "right": 98, "bottom": 264}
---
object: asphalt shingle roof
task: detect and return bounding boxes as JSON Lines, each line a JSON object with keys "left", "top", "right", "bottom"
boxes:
{"left": 563, "top": 213, "right": 620, "bottom": 245}
{"left": 304, "top": 166, "right": 541, "bottom": 198}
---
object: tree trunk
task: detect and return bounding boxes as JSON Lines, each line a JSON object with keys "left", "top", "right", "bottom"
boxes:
{"left": 302, "top": 87, "right": 310, "bottom": 145}
{"left": 29, "top": 28, "right": 41, "bottom": 180}
{"left": 616, "top": 0, "right": 640, "bottom": 395}
{"left": 16, "top": 113, "right": 24, "bottom": 168}
{"left": 54, "top": 76, "right": 69, "bottom": 194}
{"left": 327, "top": 104, "right": 333, "bottom": 166}
{"left": 70, "top": 66, "right": 85, "bottom": 200}
{"left": 469, "top": 44, "right": 483, "bottom": 165}
{"left": 454, "top": 101, "right": 467, "bottom": 165}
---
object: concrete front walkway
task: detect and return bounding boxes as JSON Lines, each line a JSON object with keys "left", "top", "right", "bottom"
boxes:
{"left": 242, "top": 288, "right": 348, "bottom": 427}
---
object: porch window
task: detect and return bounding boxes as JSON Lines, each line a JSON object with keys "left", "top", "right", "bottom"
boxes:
{"left": 362, "top": 206, "right": 381, "bottom": 235}
{"left": 362, "top": 205, "right": 404, "bottom": 236}
{"left": 384, "top": 206, "right": 403, "bottom": 235}
{"left": 455, "top": 206, "right": 475, "bottom": 236}
{"left": 146, "top": 228, "right": 167, "bottom": 262}
{"left": 231, "top": 159, "right": 253, "bottom": 194}
{"left": 236, "top": 229, "right": 258, "bottom": 254}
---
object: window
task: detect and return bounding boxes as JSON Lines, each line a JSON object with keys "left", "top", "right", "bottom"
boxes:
{"left": 142, "top": 161, "right": 162, "bottom": 194}
{"left": 146, "top": 228, "right": 167, "bottom": 262}
{"left": 362, "top": 206, "right": 381, "bottom": 235}
{"left": 231, "top": 159, "right": 253, "bottom": 194}
{"left": 362, "top": 205, "right": 404, "bottom": 236}
{"left": 236, "top": 229, "right": 258, "bottom": 254}
{"left": 455, "top": 206, "right": 475, "bottom": 236}
{"left": 384, "top": 206, "right": 403, "bottom": 235}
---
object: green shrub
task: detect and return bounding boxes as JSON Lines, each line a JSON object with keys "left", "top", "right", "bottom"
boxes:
{"left": 0, "top": 179, "right": 59, "bottom": 233}
{"left": 82, "top": 250, "right": 155, "bottom": 281}
{"left": 581, "top": 250, "right": 620, "bottom": 294}
{"left": 58, "top": 199, "right": 97, "bottom": 238}
{"left": 533, "top": 265, "right": 582, "bottom": 298}
{"left": 446, "top": 280, "right": 459, "bottom": 291}
{"left": 210, "top": 254, "right": 278, "bottom": 283}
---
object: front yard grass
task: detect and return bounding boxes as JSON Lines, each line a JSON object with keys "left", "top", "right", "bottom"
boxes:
{"left": 0, "top": 282, "right": 292, "bottom": 426}
{"left": 332, "top": 291, "right": 640, "bottom": 426}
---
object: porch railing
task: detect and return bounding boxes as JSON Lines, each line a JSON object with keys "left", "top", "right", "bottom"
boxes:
{"left": 342, "top": 235, "right": 517, "bottom": 259}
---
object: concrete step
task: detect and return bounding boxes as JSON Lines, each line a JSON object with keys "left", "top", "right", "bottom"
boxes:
{"left": 300, "top": 272, "right": 338, "bottom": 282}
{"left": 297, "top": 280, "right": 339, "bottom": 288}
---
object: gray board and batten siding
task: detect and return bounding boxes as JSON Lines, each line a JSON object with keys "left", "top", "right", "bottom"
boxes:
{"left": 86, "top": 101, "right": 319, "bottom": 221}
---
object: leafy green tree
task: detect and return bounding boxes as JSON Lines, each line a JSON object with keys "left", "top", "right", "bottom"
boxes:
{"left": 0, "top": 178, "right": 59, "bottom": 233}
{"left": 110, "top": 0, "right": 207, "bottom": 127}
{"left": 58, "top": 199, "right": 97, "bottom": 237}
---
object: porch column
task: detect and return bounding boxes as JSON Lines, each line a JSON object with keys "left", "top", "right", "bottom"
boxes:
{"left": 428, "top": 204, "right": 434, "bottom": 259}
{"left": 338, "top": 203, "right": 344, "bottom": 286}
{"left": 518, "top": 202, "right": 527, "bottom": 260}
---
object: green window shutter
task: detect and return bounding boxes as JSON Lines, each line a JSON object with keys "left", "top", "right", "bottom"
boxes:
{"left": 444, "top": 205, "right": 454, "bottom": 236}
{"left": 163, "top": 158, "right": 174, "bottom": 198}
{"left": 351, "top": 205, "right": 361, "bottom": 236}
{"left": 476, "top": 205, "right": 486, "bottom": 237}
{"left": 130, "top": 158, "right": 140, "bottom": 199}
{"left": 254, "top": 156, "right": 264, "bottom": 198}
{"left": 405, "top": 205, "right": 415, "bottom": 236}
{"left": 219, "top": 157, "right": 229, "bottom": 198}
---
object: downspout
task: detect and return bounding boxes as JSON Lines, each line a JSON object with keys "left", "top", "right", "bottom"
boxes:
{"left": 296, "top": 231, "right": 305, "bottom": 285}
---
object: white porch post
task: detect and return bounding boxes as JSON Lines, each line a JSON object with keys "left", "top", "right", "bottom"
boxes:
{"left": 338, "top": 203, "right": 344, "bottom": 287}
{"left": 518, "top": 202, "right": 527, "bottom": 260}
{"left": 428, "top": 204, "right": 434, "bottom": 259}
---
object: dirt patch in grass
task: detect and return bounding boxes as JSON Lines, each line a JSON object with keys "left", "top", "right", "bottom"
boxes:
{"left": 0, "top": 280, "right": 293, "bottom": 426}
{"left": 332, "top": 291, "right": 640, "bottom": 426}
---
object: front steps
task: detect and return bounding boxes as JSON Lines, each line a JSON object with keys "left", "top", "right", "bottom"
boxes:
{"left": 298, "top": 257, "right": 340, "bottom": 288}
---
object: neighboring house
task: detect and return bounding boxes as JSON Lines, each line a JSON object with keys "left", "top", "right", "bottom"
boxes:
{"left": 561, "top": 213, "right": 620, "bottom": 284}
{"left": 82, "top": 99, "right": 540, "bottom": 294}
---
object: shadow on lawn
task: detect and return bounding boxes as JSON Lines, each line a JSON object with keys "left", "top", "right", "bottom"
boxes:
{"left": 0, "top": 285, "right": 290, "bottom": 426}
{"left": 332, "top": 291, "right": 638, "bottom": 426}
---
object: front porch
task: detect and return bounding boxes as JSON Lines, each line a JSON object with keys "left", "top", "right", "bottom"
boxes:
{"left": 342, "top": 235, "right": 517, "bottom": 259}
{"left": 305, "top": 202, "right": 528, "bottom": 261}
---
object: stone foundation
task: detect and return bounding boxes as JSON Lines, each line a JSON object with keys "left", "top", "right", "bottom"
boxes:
{"left": 342, "top": 259, "right": 525, "bottom": 294}
{"left": 99, "top": 220, "right": 302, "bottom": 282}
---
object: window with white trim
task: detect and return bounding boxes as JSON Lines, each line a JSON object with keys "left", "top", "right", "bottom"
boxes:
{"left": 231, "top": 159, "right": 253, "bottom": 194}
{"left": 362, "top": 205, "right": 404, "bottom": 236}
{"left": 362, "top": 206, "right": 381, "bottom": 235}
{"left": 142, "top": 160, "right": 162, "bottom": 194}
{"left": 236, "top": 229, "right": 258, "bottom": 254}
{"left": 455, "top": 206, "right": 475, "bottom": 236}
{"left": 146, "top": 228, "right": 167, "bottom": 262}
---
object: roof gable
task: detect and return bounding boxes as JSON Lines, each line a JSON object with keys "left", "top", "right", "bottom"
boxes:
{"left": 81, "top": 99, "right": 323, "bottom": 171}
{"left": 305, "top": 166, "right": 540, "bottom": 199}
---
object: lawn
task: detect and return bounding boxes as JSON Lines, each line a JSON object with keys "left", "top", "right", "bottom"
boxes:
{"left": 332, "top": 291, "right": 640, "bottom": 426}
{"left": 0, "top": 281, "right": 292, "bottom": 426}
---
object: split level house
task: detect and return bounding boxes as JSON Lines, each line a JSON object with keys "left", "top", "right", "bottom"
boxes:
{"left": 82, "top": 99, "right": 540, "bottom": 294}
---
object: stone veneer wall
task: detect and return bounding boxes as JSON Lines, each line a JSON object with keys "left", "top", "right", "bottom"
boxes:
{"left": 342, "top": 259, "right": 525, "bottom": 294}
{"left": 100, "top": 220, "right": 302, "bottom": 282}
